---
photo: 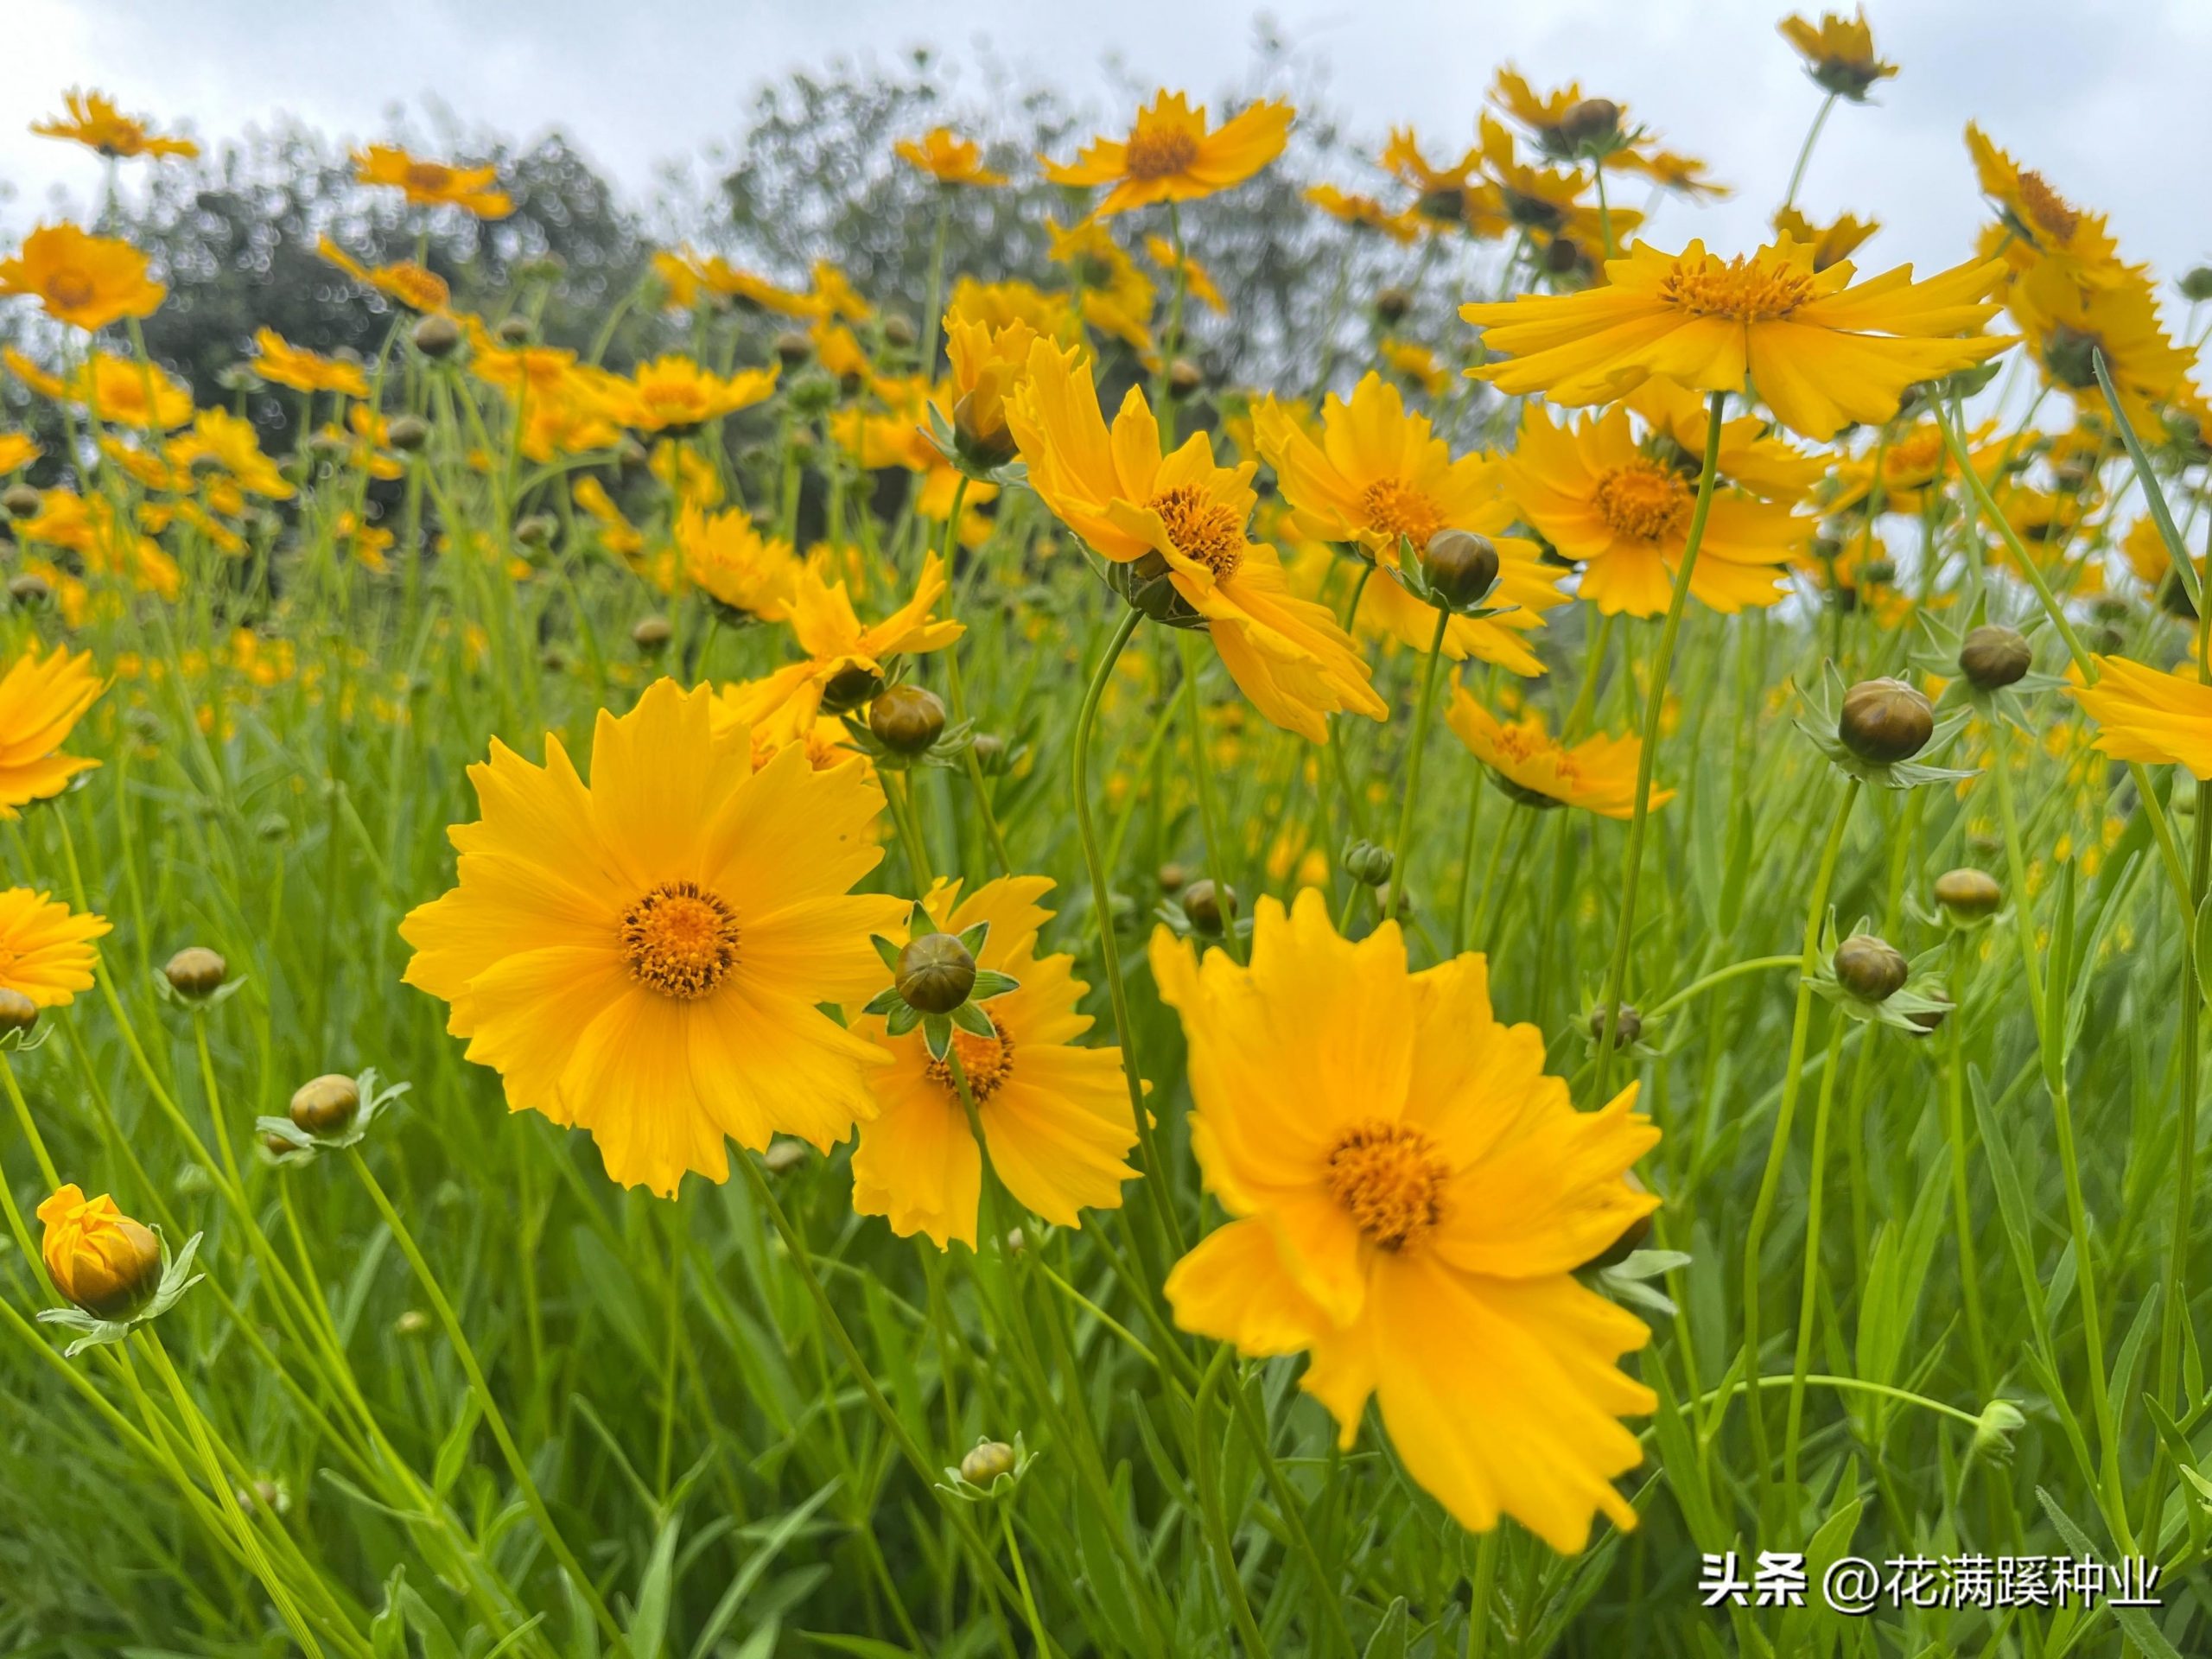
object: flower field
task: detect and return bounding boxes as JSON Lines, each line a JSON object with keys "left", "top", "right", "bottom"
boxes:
{"left": 4, "top": 11, "right": 2212, "bottom": 1654}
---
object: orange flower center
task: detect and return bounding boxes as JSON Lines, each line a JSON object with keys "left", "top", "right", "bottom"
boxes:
{"left": 1147, "top": 483, "right": 1243, "bottom": 579}
{"left": 1326, "top": 1118, "right": 1448, "bottom": 1252}
{"left": 1124, "top": 125, "right": 1201, "bottom": 181}
{"left": 621, "top": 880, "right": 741, "bottom": 1000}
{"left": 925, "top": 1013, "right": 1016, "bottom": 1101}
{"left": 2016, "top": 171, "right": 2081, "bottom": 243}
{"left": 46, "top": 267, "right": 97, "bottom": 309}
{"left": 1592, "top": 461, "right": 1694, "bottom": 543}
{"left": 642, "top": 382, "right": 706, "bottom": 421}
{"left": 1658, "top": 255, "right": 1815, "bottom": 322}
{"left": 404, "top": 161, "right": 458, "bottom": 194}
{"left": 1359, "top": 477, "right": 1444, "bottom": 550}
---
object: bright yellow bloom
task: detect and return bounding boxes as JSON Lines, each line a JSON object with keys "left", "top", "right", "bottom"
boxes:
{"left": 1487, "top": 68, "right": 1609, "bottom": 156}
{"left": 614, "top": 356, "right": 778, "bottom": 433}
{"left": 33, "top": 90, "right": 197, "bottom": 161}
{"left": 1154, "top": 889, "right": 1660, "bottom": 1553}
{"left": 573, "top": 477, "right": 645, "bottom": 561}
{"left": 1621, "top": 378, "right": 1828, "bottom": 503}
{"left": 1501, "top": 406, "right": 1803, "bottom": 616}
{"left": 1614, "top": 149, "right": 1730, "bottom": 201}
{"left": 0, "top": 646, "right": 103, "bottom": 816}
{"left": 651, "top": 250, "right": 701, "bottom": 310}
{"left": 253, "top": 328, "right": 369, "bottom": 398}
{"left": 73, "top": 353, "right": 194, "bottom": 430}
{"left": 1042, "top": 90, "right": 1292, "bottom": 218}
{"left": 1379, "top": 128, "right": 1506, "bottom": 237}
{"left": 38, "top": 1185, "right": 161, "bottom": 1317}
{"left": 2073, "top": 656, "right": 2212, "bottom": 776}
{"left": 0, "top": 225, "right": 166, "bottom": 331}
{"left": 1143, "top": 235, "right": 1225, "bottom": 314}
{"left": 1461, "top": 239, "right": 2008, "bottom": 442}
{"left": 946, "top": 276, "right": 1074, "bottom": 341}
{"left": 399, "top": 679, "right": 909, "bottom": 1196}
{"left": 2006, "top": 257, "right": 2196, "bottom": 435}
{"left": 1007, "top": 338, "right": 1386, "bottom": 741}
{"left": 1255, "top": 373, "right": 1564, "bottom": 672}
{"left": 851, "top": 876, "right": 1137, "bottom": 1249}
{"left": 721, "top": 553, "right": 964, "bottom": 736}
{"left": 1475, "top": 117, "right": 1637, "bottom": 252}
{"left": 1964, "top": 125, "right": 2120, "bottom": 290}
{"left": 1046, "top": 219, "right": 1157, "bottom": 359}
{"left": 676, "top": 504, "right": 801, "bottom": 620}
{"left": 317, "top": 237, "right": 451, "bottom": 313}
{"left": 1304, "top": 184, "right": 1422, "bottom": 244}
{"left": 1376, "top": 339, "right": 1447, "bottom": 397}
{"left": 678, "top": 252, "right": 821, "bottom": 318}
{"left": 21, "top": 491, "right": 182, "bottom": 601}
{"left": 168, "top": 409, "right": 295, "bottom": 501}
{"left": 944, "top": 309, "right": 1042, "bottom": 464}
{"left": 1779, "top": 9, "right": 1898, "bottom": 99}
{"left": 1446, "top": 692, "right": 1669, "bottom": 818}
{"left": 1772, "top": 207, "right": 1878, "bottom": 272}
{"left": 353, "top": 145, "right": 512, "bottom": 218}
{"left": 896, "top": 128, "right": 1005, "bottom": 187}
{"left": 0, "top": 431, "right": 42, "bottom": 474}
{"left": 0, "top": 889, "right": 108, "bottom": 1007}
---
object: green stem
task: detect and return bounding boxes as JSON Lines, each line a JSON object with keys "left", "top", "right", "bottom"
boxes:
{"left": 1779, "top": 91, "right": 1838, "bottom": 214}
{"left": 1381, "top": 607, "right": 1453, "bottom": 922}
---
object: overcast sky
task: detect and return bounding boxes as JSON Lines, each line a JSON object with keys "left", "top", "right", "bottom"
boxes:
{"left": 3, "top": 0, "right": 2208, "bottom": 293}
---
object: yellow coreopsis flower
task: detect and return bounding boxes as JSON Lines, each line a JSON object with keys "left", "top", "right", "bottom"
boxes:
{"left": 73, "top": 353, "right": 194, "bottom": 431}
{"left": 1771, "top": 207, "right": 1878, "bottom": 272}
{"left": 1006, "top": 337, "right": 1386, "bottom": 741}
{"left": 1042, "top": 90, "right": 1292, "bottom": 218}
{"left": 0, "top": 432, "right": 42, "bottom": 474}
{"left": 944, "top": 309, "right": 1042, "bottom": 467}
{"left": 354, "top": 145, "right": 513, "bottom": 218}
{"left": 1779, "top": 9, "right": 1898, "bottom": 99}
{"left": 1964, "top": 125, "right": 2121, "bottom": 289}
{"left": 317, "top": 237, "right": 451, "bottom": 313}
{"left": 168, "top": 409, "right": 294, "bottom": 501}
{"left": 1154, "top": 889, "right": 1660, "bottom": 1553}
{"left": 1446, "top": 691, "right": 1670, "bottom": 818}
{"left": 683, "top": 253, "right": 822, "bottom": 318}
{"left": 399, "top": 679, "right": 910, "bottom": 1196}
{"left": 1500, "top": 406, "right": 1804, "bottom": 616}
{"left": 1379, "top": 128, "right": 1504, "bottom": 235}
{"left": 2006, "top": 257, "right": 2196, "bottom": 435}
{"left": 1046, "top": 219, "right": 1158, "bottom": 359}
{"left": 1474, "top": 117, "right": 1637, "bottom": 253}
{"left": 1613, "top": 149, "right": 1730, "bottom": 201}
{"left": 1461, "top": 239, "right": 2009, "bottom": 442}
{"left": 38, "top": 1185, "right": 162, "bottom": 1316}
{"left": 676, "top": 504, "right": 800, "bottom": 621}
{"left": 1143, "top": 236, "right": 1225, "bottom": 314}
{"left": 896, "top": 128, "right": 1005, "bottom": 187}
{"left": 33, "top": 90, "right": 197, "bottom": 161}
{"left": 0, "top": 225, "right": 166, "bottom": 332}
{"left": 1304, "top": 184, "right": 1422, "bottom": 245}
{"left": 721, "top": 553, "right": 965, "bottom": 736}
{"left": 1254, "top": 372, "right": 1565, "bottom": 672}
{"left": 253, "top": 328, "right": 370, "bottom": 399}
{"left": 850, "top": 876, "right": 1137, "bottom": 1249}
{"left": 2073, "top": 657, "right": 2212, "bottom": 776}
{"left": 0, "top": 645, "right": 103, "bottom": 816}
{"left": 615, "top": 356, "right": 778, "bottom": 433}
{"left": 0, "top": 890, "right": 109, "bottom": 1007}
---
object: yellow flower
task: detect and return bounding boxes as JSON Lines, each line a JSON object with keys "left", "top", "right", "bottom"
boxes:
{"left": 33, "top": 90, "right": 197, "bottom": 161}
{"left": 1771, "top": 206, "right": 1878, "bottom": 272}
{"left": 1621, "top": 378, "right": 1828, "bottom": 503}
{"left": 317, "top": 237, "right": 451, "bottom": 313}
{"left": 651, "top": 250, "right": 702, "bottom": 310}
{"left": 1304, "top": 184, "right": 1422, "bottom": 244}
{"left": 1778, "top": 9, "right": 1898, "bottom": 100}
{"left": 168, "top": 409, "right": 295, "bottom": 501}
{"left": 721, "top": 552, "right": 965, "bottom": 736}
{"left": 2073, "top": 656, "right": 2212, "bottom": 777}
{"left": 0, "top": 645, "right": 103, "bottom": 816}
{"left": 850, "top": 876, "right": 1137, "bottom": 1249}
{"left": 1500, "top": 405, "right": 1804, "bottom": 616}
{"left": 1487, "top": 67, "right": 1610, "bottom": 157}
{"left": 615, "top": 356, "right": 778, "bottom": 433}
{"left": 1254, "top": 373, "right": 1565, "bottom": 672}
{"left": 946, "top": 276, "right": 1074, "bottom": 340}
{"left": 1143, "top": 235, "right": 1225, "bottom": 314}
{"left": 0, "top": 225, "right": 166, "bottom": 332}
{"left": 1376, "top": 339, "right": 1447, "bottom": 397}
{"left": 1474, "top": 117, "right": 1637, "bottom": 254}
{"left": 1042, "top": 90, "right": 1292, "bottom": 218}
{"left": 0, "top": 889, "right": 109, "bottom": 1007}
{"left": 4, "top": 347, "right": 69, "bottom": 402}
{"left": 896, "top": 128, "right": 1005, "bottom": 187}
{"left": 1046, "top": 219, "right": 1157, "bottom": 359}
{"left": 1964, "top": 125, "right": 2123, "bottom": 290}
{"left": 1461, "top": 239, "right": 2008, "bottom": 442}
{"left": 38, "top": 1185, "right": 161, "bottom": 1317}
{"left": 353, "top": 145, "right": 513, "bottom": 218}
{"left": 680, "top": 253, "right": 822, "bottom": 318}
{"left": 1153, "top": 889, "right": 1660, "bottom": 1553}
{"left": 676, "top": 504, "right": 801, "bottom": 620}
{"left": 1446, "top": 692, "right": 1669, "bottom": 818}
{"left": 1613, "top": 149, "right": 1730, "bottom": 201}
{"left": 74, "top": 353, "right": 194, "bottom": 430}
{"left": 0, "top": 431, "right": 41, "bottom": 474}
{"left": 252, "top": 328, "right": 369, "bottom": 398}
{"left": 944, "top": 310, "right": 1041, "bottom": 466}
{"left": 399, "top": 679, "right": 910, "bottom": 1196}
{"left": 2005, "top": 257, "right": 2196, "bottom": 435}
{"left": 1007, "top": 337, "right": 1386, "bottom": 741}
{"left": 1379, "top": 128, "right": 1504, "bottom": 235}
{"left": 574, "top": 477, "right": 645, "bottom": 561}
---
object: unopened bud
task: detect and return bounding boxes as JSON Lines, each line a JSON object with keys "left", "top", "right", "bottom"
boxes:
{"left": 411, "top": 315, "right": 462, "bottom": 359}
{"left": 1933, "top": 867, "right": 2002, "bottom": 919}
{"left": 1167, "top": 358, "right": 1205, "bottom": 397}
{"left": 868, "top": 684, "right": 946, "bottom": 754}
{"left": 1959, "top": 624, "right": 2031, "bottom": 690}
{"left": 3, "top": 486, "right": 41, "bottom": 519}
{"left": 514, "top": 514, "right": 555, "bottom": 550}
{"left": 1423, "top": 529, "right": 1499, "bottom": 609}
{"left": 0, "top": 988, "right": 37, "bottom": 1034}
{"left": 1375, "top": 286, "right": 1412, "bottom": 324}
{"left": 1181, "top": 878, "right": 1236, "bottom": 937}
{"left": 762, "top": 1138, "right": 809, "bottom": 1174}
{"left": 7, "top": 573, "right": 49, "bottom": 607}
{"left": 895, "top": 932, "right": 976, "bottom": 1014}
{"left": 1157, "top": 861, "right": 1189, "bottom": 893}
{"left": 289, "top": 1074, "right": 360, "bottom": 1136}
{"left": 1838, "top": 677, "right": 1933, "bottom": 763}
{"left": 386, "top": 414, "right": 429, "bottom": 453}
{"left": 1589, "top": 1002, "right": 1642, "bottom": 1049}
{"left": 772, "top": 331, "right": 812, "bottom": 368}
{"left": 631, "top": 615, "right": 672, "bottom": 653}
{"left": 1343, "top": 839, "right": 1394, "bottom": 887}
{"left": 819, "top": 664, "right": 887, "bottom": 715}
{"left": 960, "top": 1440, "right": 1017, "bottom": 1484}
{"left": 881, "top": 314, "right": 918, "bottom": 350}
{"left": 495, "top": 316, "right": 533, "bottom": 346}
{"left": 1834, "top": 932, "right": 1909, "bottom": 1001}
{"left": 163, "top": 946, "right": 228, "bottom": 1000}
{"left": 1558, "top": 98, "right": 1622, "bottom": 148}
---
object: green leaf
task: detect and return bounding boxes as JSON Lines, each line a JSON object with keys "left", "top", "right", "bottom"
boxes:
{"left": 860, "top": 985, "right": 904, "bottom": 1017}
{"left": 869, "top": 933, "right": 904, "bottom": 974}
{"left": 2094, "top": 347, "right": 2201, "bottom": 608}
{"left": 956, "top": 920, "right": 990, "bottom": 958}
{"left": 2037, "top": 1487, "right": 2182, "bottom": 1659}
{"left": 967, "top": 968, "right": 1020, "bottom": 1001}
{"left": 922, "top": 1013, "right": 952, "bottom": 1060}
{"left": 690, "top": 1480, "right": 840, "bottom": 1659}
{"left": 949, "top": 1000, "right": 996, "bottom": 1039}
{"left": 626, "top": 1512, "right": 681, "bottom": 1659}
{"left": 884, "top": 1001, "right": 922, "bottom": 1038}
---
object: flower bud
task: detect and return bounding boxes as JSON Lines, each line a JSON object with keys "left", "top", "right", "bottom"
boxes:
{"left": 411, "top": 315, "right": 462, "bottom": 359}
{"left": 1181, "top": 878, "right": 1236, "bottom": 937}
{"left": 970, "top": 732, "right": 1007, "bottom": 774}
{"left": 1834, "top": 932, "right": 1909, "bottom": 1001}
{"left": 1541, "top": 234, "right": 1584, "bottom": 275}
{"left": 514, "top": 514, "right": 556, "bottom": 550}
{"left": 960, "top": 1440, "right": 1017, "bottom": 1484}
{"left": 1959, "top": 624, "right": 2031, "bottom": 690}
{"left": 7, "top": 573, "right": 49, "bottom": 607}
{"left": 772, "top": 331, "right": 812, "bottom": 368}
{"left": 386, "top": 414, "right": 429, "bottom": 453}
{"left": 1167, "top": 358, "right": 1205, "bottom": 397}
{"left": 163, "top": 946, "right": 228, "bottom": 1000}
{"left": 1157, "top": 861, "right": 1189, "bottom": 893}
{"left": 1838, "top": 677, "right": 1933, "bottom": 763}
{"left": 1589, "top": 1002, "right": 1642, "bottom": 1048}
{"left": 2183, "top": 267, "right": 2212, "bottom": 303}
{"left": 881, "top": 314, "right": 918, "bottom": 350}
{"left": 38, "top": 1185, "right": 162, "bottom": 1319}
{"left": 0, "top": 988, "right": 37, "bottom": 1035}
{"left": 762, "top": 1137, "right": 809, "bottom": 1175}
{"left": 394, "top": 1308, "right": 433, "bottom": 1338}
{"left": 868, "top": 684, "right": 947, "bottom": 754}
{"left": 819, "top": 664, "right": 887, "bottom": 715}
{"left": 895, "top": 932, "right": 976, "bottom": 1014}
{"left": 1933, "top": 867, "right": 2002, "bottom": 919}
{"left": 3, "top": 485, "right": 41, "bottom": 519}
{"left": 1343, "top": 839, "right": 1394, "bottom": 887}
{"left": 289, "top": 1074, "right": 360, "bottom": 1136}
{"left": 495, "top": 316, "right": 534, "bottom": 346}
{"left": 1558, "top": 98, "right": 1622, "bottom": 148}
{"left": 631, "top": 615, "right": 672, "bottom": 653}
{"left": 1423, "top": 529, "right": 1499, "bottom": 609}
{"left": 1908, "top": 989, "right": 1952, "bottom": 1033}
{"left": 952, "top": 391, "right": 1019, "bottom": 469}
{"left": 1374, "top": 286, "right": 1412, "bottom": 324}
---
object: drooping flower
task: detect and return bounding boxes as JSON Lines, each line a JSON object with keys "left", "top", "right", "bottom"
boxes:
{"left": 896, "top": 128, "right": 1006, "bottom": 187}
{"left": 252, "top": 328, "right": 370, "bottom": 399}
{"left": 0, "top": 890, "right": 109, "bottom": 1007}
{"left": 1304, "top": 183, "right": 1422, "bottom": 244}
{"left": 1446, "top": 692, "right": 1669, "bottom": 818}
{"left": 1042, "top": 91, "right": 1292, "bottom": 218}
{"left": 1007, "top": 337, "right": 1387, "bottom": 741}
{"left": 0, "top": 225, "right": 166, "bottom": 331}
{"left": 1461, "top": 239, "right": 2009, "bottom": 442}
{"left": 721, "top": 553, "right": 964, "bottom": 736}
{"left": 399, "top": 679, "right": 911, "bottom": 1196}
{"left": 1778, "top": 9, "right": 1898, "bottom": 100}
{"left": 32, "top": 90, "right": 197, "bottom": 161}
{"left": 850, "top": 877, "right": 1137, "bottom": 1249}
{"left": 944, "top": 308, "right": 1043, "bottom": 467}
{"left": 2005, "top": 257, "right": 2196, "bottom": 435}
{"left": 1255, "top": 372, "right": 1564, "bottom": 671}
{"left": 0, "top": 646, "right": 103, "bottom": 816}
{"left": 1379, "top": 128, "right": 1504, "bottom": 235}
{"left": 353, "top": 145, "right": 513, "bottom": 218}
{"left": 2072, "top": 656, "right": 2212, "bottom": 776}
{"left": 1154, "top": 889, "right": 1661, "bottom": 1553}
{"left": 38, "top": 1186, "right": 161, "bottom": 1316}
{"left": 1499, "top": 405, "right": 1804, "bottom": 615}
{"left": 317, "top": 237, "right": 451, "bottom": 313}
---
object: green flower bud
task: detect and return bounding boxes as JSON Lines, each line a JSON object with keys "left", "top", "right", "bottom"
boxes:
{"left": 1834, "top": 932, "right": 1909, "bottom": 1001}
{"left": 289, "top": 1074, "right": 360, "bottom": 1136}
{"left": 1838, "top": 677, "right": 1933, "bottom": 763}
{"left": 1181, "top": 878, "right": 1236, "bottom": 937}
{"left": 1958, "top": 624, "right": 2031, "bottom": 690}
{"left": 1422, "top": 529, "right": 1499, "bottom": 609}
{"left": 868, "top": 685, "right": 947, "bottom": 754}
{"left": 960, "top": 1440, "right": 1017, "bottom": 1484}
{"left": 411, "top": 315, "right": 462, "bottom": 359}
{"left": 1933, "top": 867, "right": 2002, "bottom": 918}
{"left": 163, "top": 946, "right": 228, "bottom": 1001}
{"left": 896, "top": 933, "right": 977, "bottom": 1014}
